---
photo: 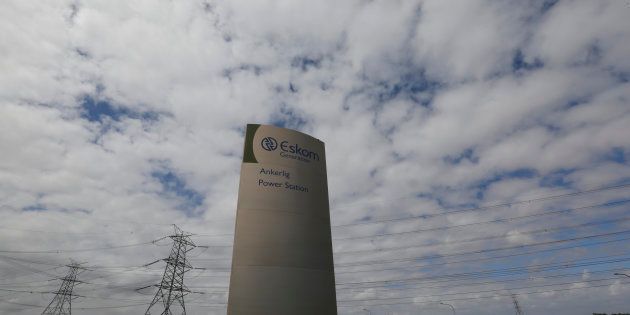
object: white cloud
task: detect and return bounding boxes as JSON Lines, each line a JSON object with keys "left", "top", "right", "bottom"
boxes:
{"left": 1, "top": 0, "right": 629, "bottom": 314}
{"left": 412, "top": 0, "right": 532, "bottom": 80}
{"left": 528, "top": 1, "right": 630, "bottom": 72}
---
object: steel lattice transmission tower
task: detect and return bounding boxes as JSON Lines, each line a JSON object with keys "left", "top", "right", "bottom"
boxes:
{"left": 42, "top": 263, "right": 84, "bottom": 315}
{"left": 144, "top": 225, "right": 197, "bottom": 315}
{"left": 512, "top": 294, "right": 524, "bottom": 315}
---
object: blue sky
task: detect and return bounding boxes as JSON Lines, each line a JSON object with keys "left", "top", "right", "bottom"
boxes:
{"left": 1, "top": 0, "right": 630, "bottom": 314}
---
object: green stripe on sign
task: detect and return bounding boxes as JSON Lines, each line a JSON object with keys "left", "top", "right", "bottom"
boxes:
{"left": 242, "top": 124, "right": 260, "bottom": 163}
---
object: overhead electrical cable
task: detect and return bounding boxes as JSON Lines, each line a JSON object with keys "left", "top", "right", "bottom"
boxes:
{"left": 336, "top": 254, "right": 630, "bottom": 287}
{"left": 332, "top": 183, "right": 630, "bottom": 227}
{"left": 191, "top": 230, "right": 630, "bottom": 266}
{"left": 339, "top": 276, "right": 622, "bottom": 302}
{"left": 335, "top": 214, "right": 630, "bottom": 254}
{"left": 333, "top": 199, "right": 630, "bottom": 241}
{"left": 0, "top": 256, "right": 64, "bottom": 280}
{"left": 336, "top": 280, "right": 630, "bottom": 307}
{"left": 0, "top": 235, "right": 192, "bottom": 254}
{"left": 335, "top": 229, "right": 630, "bottom": 267}
{"left": 0, "top": 240, "right": 163, "bottom": 254}
{"left": 0, "top": 287, "right": 54, "bottom": 294}
{"left": 0, "top": 265, "right": 62, "bottom": 282}
{"left": 0, "top": 279, "right": 56, "bottom": 287}
{"left": 0, "top": 299, "right": 44, "bottom": 309}
{"left": 187, "top": 182, "right": 630, "bottom": 238}
{"left": 332, "top": 180, "right": 630, "bottom": 212}
{"left": 183, "top": 204, "right": 630, "bottom": 257}
{"left": 335, "top": 235, "right": 630, "bottom": 274}
{"left": 338, "top": 267, "right": 629, "bottom": 293}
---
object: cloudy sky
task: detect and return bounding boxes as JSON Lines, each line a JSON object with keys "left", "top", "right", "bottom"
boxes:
{"left": 1, "top": 0, "right": 630, "bottom": 314}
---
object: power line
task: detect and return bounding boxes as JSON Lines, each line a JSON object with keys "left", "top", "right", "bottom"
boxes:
{"left": 74, "top": 293, "right": 227, "bottom": 305}
{"left": 332, "top": 182, "right": 630, "bottom": 227}
{"left": 335, "top": 229, "right": 630, "bottom": 267}
{"left": 0, "top": 287, "right": 53, "bottom": 294}
{"left": 0, "top": 256, "right": 64, "bottom": 280}
{"left": 335, "top": 235, "right": 630, "bottom": 275}
{"left": 188, "top": 202, "right": 630, "bottom": 259}
{"left": 336, "top": 254, "right": 630, "bottom": 287}
{"left": 339, "top": 277, "right": 622, "bottom": 302}
{"left": 333, "top": 199, "right": 630, "bottom": 241}
{"left": 0, "top": 238, "right": 168, "bottom": 254}
{"left": 186, "top": 188, "right": 630, "bottom": 242}
{"left": 0, "top": 219, "right": 235, "bottom": 238}
{"left": 0, "top": 299, "right": 149, "bottom": 311}
{"left": 0, "top": 279, "right": 56, "bottom": 286}
{"left": 188, "top": 182, "right": 630, "bottom": 239}
{"left": 331, "top": 178, "right": 628, "bottom": 211}
{"left": 74, "top": 302, "right": 149, "bottom": 310}
{"left": 189, "top": 231, "right": 630, "bottom": 271}
{"left": 338, "top": 267, "right": 629, "bottom": 293}
{"left": 0, "top": 225, "right": 144, "bottom": 236}
{"left": 337, "top": 280, "right": 630, "bottom": 307}
{"left": 335, "top": 214, "right": 630, "bottom": 254}
{"left": 0, "top": 299, "right": 44, "bottom": 309}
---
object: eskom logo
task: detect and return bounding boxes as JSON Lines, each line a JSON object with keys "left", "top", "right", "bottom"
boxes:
{"left": 280, "top": 141, "right": 320, "bottom": 162}
{"left": 260, "top": 136, "right": 320, "bottom": 162}
{"left": 261, "top": 137, "right": 278, "bottom": 151}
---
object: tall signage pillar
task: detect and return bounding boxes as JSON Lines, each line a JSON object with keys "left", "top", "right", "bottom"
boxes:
{"left": 227, "top": 124, "right": 337, "bottom": 315}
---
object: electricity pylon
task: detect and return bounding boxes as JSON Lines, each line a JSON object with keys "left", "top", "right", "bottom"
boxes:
{"left": 512, "top": 293, "right": 524, "bottom": 315}
{"left": 143, "top": 225, "right": 197, "bottom": 315}
{"left": 42, "top": 262, "right": 84, "bottom": 315}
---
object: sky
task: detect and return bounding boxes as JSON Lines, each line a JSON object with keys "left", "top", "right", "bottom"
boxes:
{"left": 1, "top": 0, "right": 630, "bottom": 314}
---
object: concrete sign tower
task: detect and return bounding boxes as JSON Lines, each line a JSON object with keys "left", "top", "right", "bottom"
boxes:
{"left": 227, "top": 124, "right": 337, "bottom": 315}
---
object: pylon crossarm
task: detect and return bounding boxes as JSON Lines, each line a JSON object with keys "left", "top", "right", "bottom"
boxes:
{"left": 143, "top": 259, "right": 163, "bottom": 267}
{"left": 48, "top": 291, "right": 82, "bottom": 297}
{"left": 136, "top": 284, "right": 158, "bottom": 291}
{"left": 168, "top": 236, "right": 196, "bottom": 246}
{"left": 163, "top": 258, "right": 193, "bottom": 268}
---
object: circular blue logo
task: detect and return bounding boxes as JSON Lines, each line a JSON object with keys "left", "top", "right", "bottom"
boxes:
{"left": 261, "top": 137, "right": 278, "bottom": 151}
